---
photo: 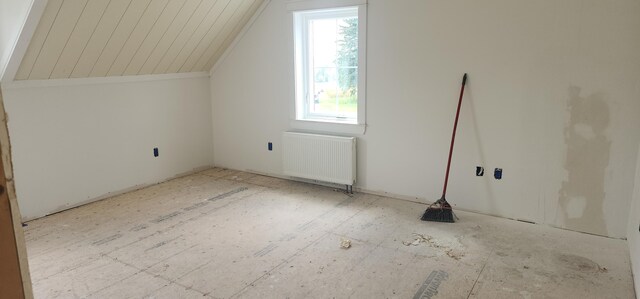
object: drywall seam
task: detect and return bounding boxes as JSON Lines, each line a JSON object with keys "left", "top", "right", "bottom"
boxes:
{"left": 209, "top": 0, "right": 272, "bottom": 76}
{"left": 1, "top": 71, "right": 209, "bottom": 89}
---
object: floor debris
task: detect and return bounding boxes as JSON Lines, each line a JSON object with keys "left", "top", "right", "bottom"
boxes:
{"left": 402, "top": 233, "right": 435, "bottom": 247}
{"left": 403, "top": 233, "right": 464, "bottom": 260}
{"left": 445, "top": 249, "right": 464, "bottom": 260}
{"left": 340, "top": 239, "right": 352, "bottom": 249}
{"left": 24, "top": 168, "right": 634, "bottom": 298}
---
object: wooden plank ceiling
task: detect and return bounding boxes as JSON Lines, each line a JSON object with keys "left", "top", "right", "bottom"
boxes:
{"left": 15, "top": 0, "right": 263, "bottom": 80}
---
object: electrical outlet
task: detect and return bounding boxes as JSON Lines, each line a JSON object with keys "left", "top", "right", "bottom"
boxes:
{"left": 476, "top": 166, "right": 484, "bottom": 176}
{"left": 153, "top": 147, "right": 159, "bottom": 157}
{"left": 268, "top": 142, "right": 273, "bottom": 151}
{"left": 494, "top": 168, "right": 503, "bottom": 180}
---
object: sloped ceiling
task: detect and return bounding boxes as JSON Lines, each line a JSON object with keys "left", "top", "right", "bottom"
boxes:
{"left": 15, "top": 0, "right": 263, "bottom": 80}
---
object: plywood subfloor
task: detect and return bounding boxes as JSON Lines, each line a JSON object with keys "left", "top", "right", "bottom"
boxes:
{"left": 24, "top": 168, "right": 634, "bottom": 298}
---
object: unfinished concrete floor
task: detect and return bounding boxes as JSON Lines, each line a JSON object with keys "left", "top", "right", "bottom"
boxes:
{"left": 24, "top": 168, "right": 634, "bottom": 298}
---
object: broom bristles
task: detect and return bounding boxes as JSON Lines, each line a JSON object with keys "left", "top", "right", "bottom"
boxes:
{"left": 420, "top": 198, "right": 455, "bottom": 223}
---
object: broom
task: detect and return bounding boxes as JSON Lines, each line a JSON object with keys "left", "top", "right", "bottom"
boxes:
{"left": 421, "top": 73, "right": 467, "bottom": 223}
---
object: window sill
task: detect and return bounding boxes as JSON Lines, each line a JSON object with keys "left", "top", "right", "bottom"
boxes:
{"left": 290, "top": 119, "right": 366, "bottom": 135}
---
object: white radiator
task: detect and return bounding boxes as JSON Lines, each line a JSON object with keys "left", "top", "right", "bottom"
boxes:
{"left": 282, "top": 132, "right": 356, "bottom": 186}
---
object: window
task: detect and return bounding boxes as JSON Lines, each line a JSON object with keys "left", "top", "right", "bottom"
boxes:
{"left": 292, "top": 3, "right": 366, "bottom": 129}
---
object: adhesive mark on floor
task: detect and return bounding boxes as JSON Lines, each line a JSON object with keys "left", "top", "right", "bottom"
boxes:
{"left": 208, "top": 187, "right": 249, "bottom": 202}
{"left": 229, "top": 232, "right": 333, "bottom": 298}
{"left": 279, "top": 233, "right": 296, "bottom": 242}
{"left": 297, "top": 220, "right": 317, "bottom": 232}
{"left": 183, "top": 201, "right": 209, "bottom": 211}
{"left": 360, "top": 222, "right": 374, "bottom": 229}
{"left": 555, "top": 253, "right": 608, "bottom": 273}
{"left": 335, "top": 196, "right": 356, "bottom": 207}
{"left": 130, "top": 224, "right": 148, "bottom": 232}
{"left": 146, "top": 236, "right": 181, "bottom": 252}
{"left": 296, "top": 197, "right": 355, "bottom": 232}
{"left": 254, "top": 244, "right": 278, "bottom": 257}
{"left": 413, "top": 270, "right": 449, "bottom": 299}
{"left": 92, "top": 234, "right": 123, "bottom": 246}
{"left": 151, "top": 211, "right": 183, "bottom": 223}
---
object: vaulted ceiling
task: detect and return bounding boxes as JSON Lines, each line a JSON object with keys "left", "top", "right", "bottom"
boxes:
{"left": 15, "top": 0, "right": 263, "bottom": 80}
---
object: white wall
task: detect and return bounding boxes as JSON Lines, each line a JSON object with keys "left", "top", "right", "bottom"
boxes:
{"left": 2, "top": 75, "right": 214, "bottom": 220}
{"left": 0, "top": 0, "right": 32, "bottom": 79}
{"left": 630, "top": 144, "right": 640, "bottom": 296}
{"left": 210, "top": 0, "right": 640, "bottom": 238}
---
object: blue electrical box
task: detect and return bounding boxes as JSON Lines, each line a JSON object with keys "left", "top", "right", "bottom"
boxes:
{"left": 494, "top": 168, "right": 502, "bottom": 180}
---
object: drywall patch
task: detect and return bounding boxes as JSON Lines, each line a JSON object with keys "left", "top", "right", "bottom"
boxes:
{"left": 565, "top": 196, "right": 587, "bottom": 219}
{"left": 557, "top": 87, "right": 610, "bottom": 236}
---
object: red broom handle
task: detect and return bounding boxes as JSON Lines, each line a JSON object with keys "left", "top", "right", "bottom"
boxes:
{"left": 441, "top": 73, "right": 467, "bottom": 198}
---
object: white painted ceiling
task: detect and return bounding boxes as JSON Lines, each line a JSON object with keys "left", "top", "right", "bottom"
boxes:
{"left": 15, "top": 0, "right": 263, "bottom": 80}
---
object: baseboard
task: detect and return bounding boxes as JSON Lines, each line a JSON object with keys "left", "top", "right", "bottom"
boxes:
{"left": 232, "top": 167, "right": 624, "bottom": 240}
{"left": 22, "top": 165, "right": 213, "bottom": 223}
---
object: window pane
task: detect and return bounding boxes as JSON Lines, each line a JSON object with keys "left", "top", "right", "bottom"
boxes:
{"left": 308, "top": 14, "right": 358, "bottom": 119}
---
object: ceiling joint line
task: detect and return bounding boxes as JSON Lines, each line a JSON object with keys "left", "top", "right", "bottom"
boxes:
{"left": 151, "top": 0, "right": 205, "bottom": 74}
{"left": 68, "top": 0, "right": 114, "bottom": 78}
{"left": 179, "top": 0, "right": 234, "bottom": 72}
{"left": 130, "top": 0, "right": 189, "bottom": 75}
{"left": 162, "top": 0, "right": 221, "bottom": 74}
{"left": 87, "top": 0, "right": 135, "bottom": 77}
{"left": 27, "top": 0, "right": 65, "bottom": 79}
{"left": 49, "top": 0, "right": 91, "bottom": 79}
{"left": 105, "top": 0, "right": 154, "bottom": 76}
{"left": 131, "top": 0, "right": 190, "bottom": 75}
{"left": 204, "top": 0, "right": 259, "bottom": 71}
{"left": 190, "top": 0, "right": 249, "bottom": 72}
{"left": 122, "top": 0, "right": 172, "bottom": 75}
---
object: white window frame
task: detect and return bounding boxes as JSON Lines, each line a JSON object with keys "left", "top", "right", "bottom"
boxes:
{"left": 289, "top": 0, "right": 367, "bottom": 135}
